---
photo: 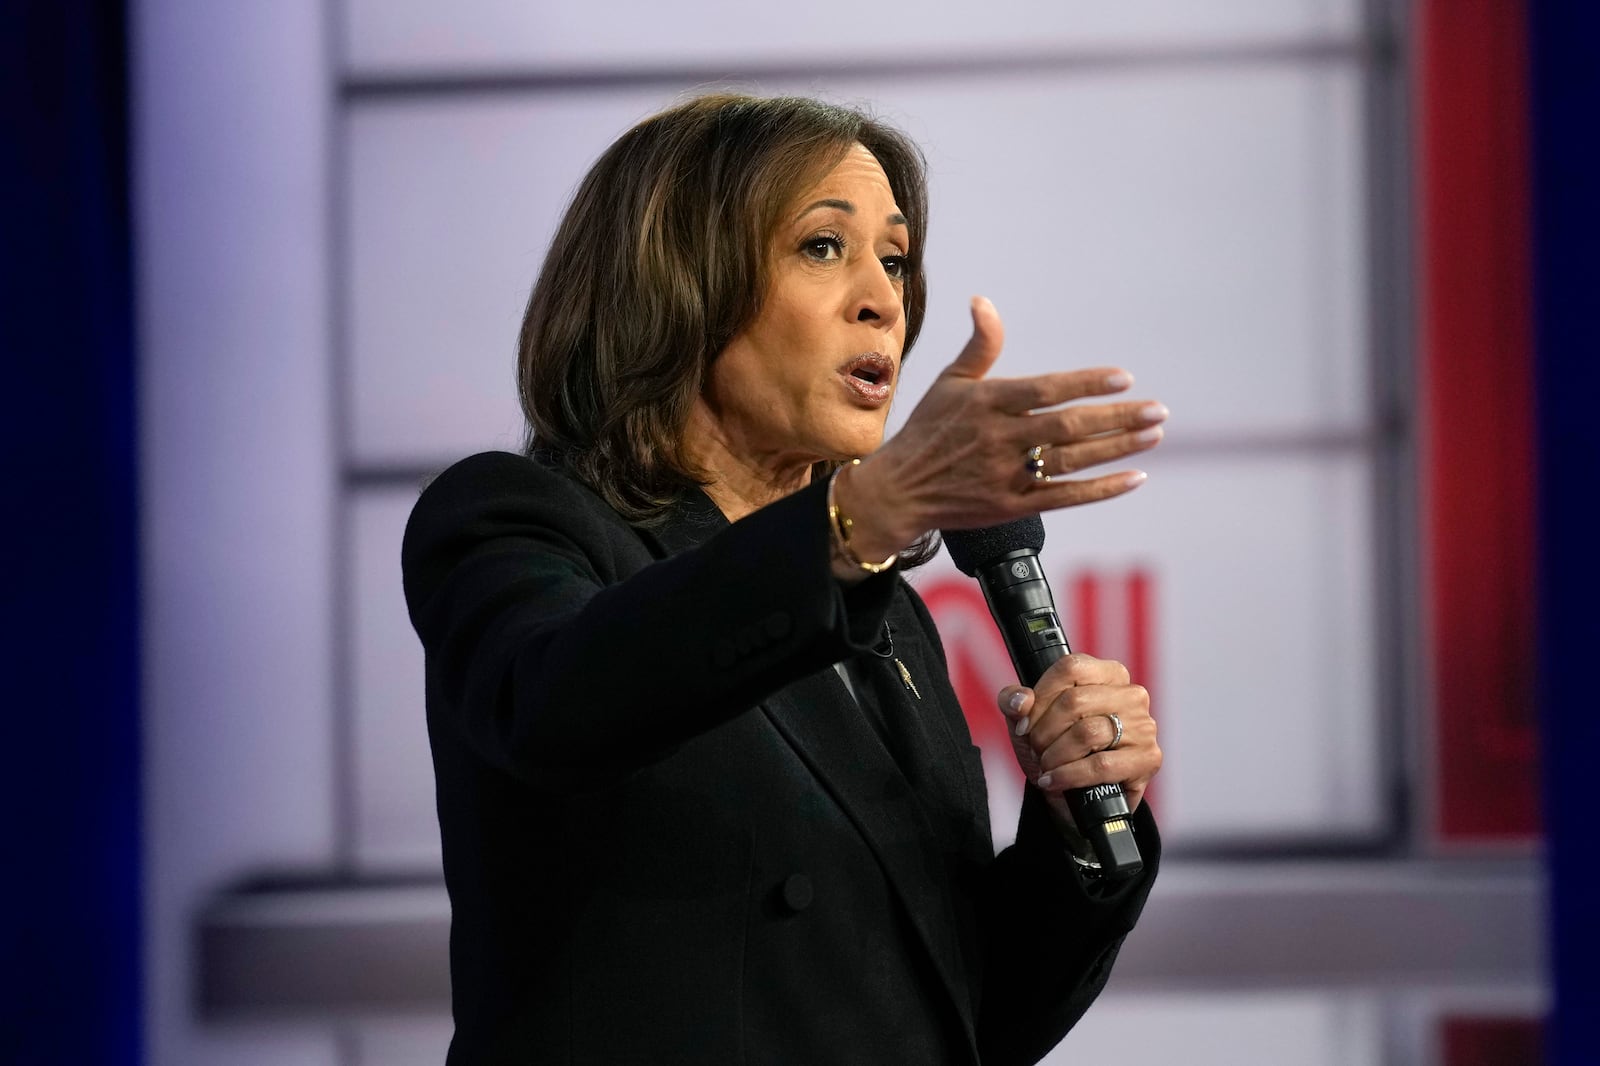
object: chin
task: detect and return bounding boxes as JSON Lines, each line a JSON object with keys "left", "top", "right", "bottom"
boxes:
{"left": 838, "top": 428, "right": 887, "bottom": 460}
{"left": 811, "top": 408, "right": 889, "bottom": 462}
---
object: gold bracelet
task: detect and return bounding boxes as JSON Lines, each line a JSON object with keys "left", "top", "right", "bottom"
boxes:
{"left": 827, "top": 460, "right": 898, "bottom": 574}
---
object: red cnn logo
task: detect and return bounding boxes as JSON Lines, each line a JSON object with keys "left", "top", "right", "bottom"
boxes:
{"left": 920, "top": 568, "right": 1159, "bottom": 814}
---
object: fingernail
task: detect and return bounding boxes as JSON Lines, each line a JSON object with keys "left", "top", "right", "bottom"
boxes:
{"left": 1138, "top": 402, "right": 1169, "bottom": 424}
{"left": 1122, "top": 470, "right": 1148, "bottom": 488}
{"left": 1006, "top": 692, "right": 1027, "bottom": 715}
{"left": 1036, "top": 773, "right": 1053, "bottom": 789}
{"left": 1014, "top": 716, "right": 1032, "bottom": 737}
{"left": 1103, "top": 371, "right": 1132, "bottom": 390}
{"left": 1135, "top": 426, "right": 1164, "bottom": 444}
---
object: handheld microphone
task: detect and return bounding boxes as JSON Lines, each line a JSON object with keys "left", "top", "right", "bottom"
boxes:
{"left": 943, "top": 517, "right": 1143, "bottom": 878}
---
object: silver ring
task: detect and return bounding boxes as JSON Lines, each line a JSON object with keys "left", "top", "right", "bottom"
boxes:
{"left": 1105, "top": 712, "right": 1124, "bottom": 751}
{"left": 1026, "top": 444, "right": 1051, "bottom": 482}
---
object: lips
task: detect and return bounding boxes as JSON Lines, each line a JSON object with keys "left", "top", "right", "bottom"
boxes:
{"left": 838, "top": 352, "right": 896, "bottom": 406}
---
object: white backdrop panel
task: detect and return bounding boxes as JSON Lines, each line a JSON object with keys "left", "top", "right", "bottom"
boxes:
{"left": 352, "top": 485, "right": 439, "bottom": 871}
{"left": 1092, "top": 449, "right": 1380, "bottom": 842}
{"left": 344, "top": 0, "right": 1360, "bottom": 76}
{"left": 855, "top": 67, "right": 1367, "bottom": 449}
{"left": 348, "top": 66, "right": 1365, "bottom": 466}
{"left": 352, "top": 449, "right": 1377, "bottom": 868}
{"left": 346, "top": 91, "right": 661, "bottom": 465}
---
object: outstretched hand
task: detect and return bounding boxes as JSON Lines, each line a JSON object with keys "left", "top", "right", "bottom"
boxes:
{"left": 837, "top": 298, "right": 1167, "bottom": 558}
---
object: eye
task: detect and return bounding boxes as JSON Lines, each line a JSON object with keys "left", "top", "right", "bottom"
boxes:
{"left": 881, "top": 255, "right": 909, "bottom": 281}
{"left": 800, "top": 233, "right": 845, "bottom": 261}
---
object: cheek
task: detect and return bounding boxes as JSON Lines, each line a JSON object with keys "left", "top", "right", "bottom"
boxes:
{"left": 705, "top": 348, "right": 770, "bottom": 417}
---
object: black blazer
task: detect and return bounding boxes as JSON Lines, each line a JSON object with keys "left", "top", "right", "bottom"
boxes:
{"left": 402, "top": 451, "right": 1159, "bottom": 1066}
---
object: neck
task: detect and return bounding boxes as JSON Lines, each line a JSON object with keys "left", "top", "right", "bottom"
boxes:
{"left": 683, "top": 407, "right": 815, "bottom": 523}
{"left": 702, "top": 461, "right": 814, "bottom": 524}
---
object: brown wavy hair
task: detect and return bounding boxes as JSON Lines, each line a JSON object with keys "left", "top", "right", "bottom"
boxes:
{"left": 517, "top": 92, "right": 936, "bottom": 561}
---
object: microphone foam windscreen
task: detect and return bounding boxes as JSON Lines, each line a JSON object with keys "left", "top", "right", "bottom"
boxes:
{"left": 942, "top": 515, "right": 1046, "bottom": 576}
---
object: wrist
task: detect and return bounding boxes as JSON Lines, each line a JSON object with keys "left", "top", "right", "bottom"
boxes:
{"left": 1036, "top": 789, "right": 1104, "bottom": 876}
{"left": 832, "top": 457, "right": 920, "bottom": 560}
{"left": 827, "top": 461, "right": 900, "bottom": 575}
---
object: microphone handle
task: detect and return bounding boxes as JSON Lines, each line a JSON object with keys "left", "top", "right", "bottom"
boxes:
{"left": 973, "top": 548, "right": 1143, "bottom": 878}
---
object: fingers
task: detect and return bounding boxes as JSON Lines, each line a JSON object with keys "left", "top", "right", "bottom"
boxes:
{"left": 998, "top": 687, "right": 1033, "bottom": 721}
{"left": 997, "top": 654, "right": 1132, "bottom": 738}
{"left": 1026, "top": 681, "right": 1147, "bottom": 750}
{"left": 1022, "top": 400, "right": 1169, "bottom": 446}
{"left": 1024, "top": 469, "right": 1149, "bottom": 509}
{"left": 1037, "top": 652, "right": 1132, "bottom": 690}
{"left": 1013, "top": 667, "right": 1158, "bottom": 788}
{"left": 996, "top": 659, "right": 1161, "bottom": 811}
{"left": 995, "top": 381, "right": 1166, "bottom": 502}
{"left": 1035, "top": 703, "right": 1151, "bottom": 771}
{"left": 1033, "top": 428, "right": 1163, "bottom": 483}
{"left": 1036, "top": 744, "right": 1160, "bottom": 808}
{"left": 943, "top": 296, "right": 1006, "bottom": 381}
{"left": 987, "top": 367, "right": 1135, "bottom": 414}
{"left": 1008, "top": 401, "right": 1167, "bottom": 488}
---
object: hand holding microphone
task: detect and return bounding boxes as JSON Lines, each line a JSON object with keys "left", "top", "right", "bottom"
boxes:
{"left": 999, "top": 653, "right": 1160, "bottom": 878}
{"left": 945, "top": 519, "right": 1160, "bottom": 878}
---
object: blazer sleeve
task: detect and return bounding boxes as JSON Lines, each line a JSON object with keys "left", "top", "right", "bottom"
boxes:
{"left": 902, "top": 584, "right": 1161, "bottom": 1066}
{"left": 975, "top": 797, "right": 1160, "bottom": 1066}
{"left": 401, "top": 451, "right": 897, "bottom": 789}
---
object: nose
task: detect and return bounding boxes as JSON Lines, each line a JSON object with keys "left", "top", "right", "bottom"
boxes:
{"left": 850, "top": 258, "right": 903, "bottom": 332}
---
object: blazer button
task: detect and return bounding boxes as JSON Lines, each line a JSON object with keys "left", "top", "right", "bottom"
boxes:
{"left": 781, "top": 873, "right": 814, "bottom": 913}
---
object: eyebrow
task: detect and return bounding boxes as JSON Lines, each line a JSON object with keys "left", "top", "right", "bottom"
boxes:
{"left": 796, "top": 198, "right": 908, "bottom": 228}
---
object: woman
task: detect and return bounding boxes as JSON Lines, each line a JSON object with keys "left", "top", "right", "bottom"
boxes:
{"left": 403, "top": 93, "right": 1167, "bottom": 1065}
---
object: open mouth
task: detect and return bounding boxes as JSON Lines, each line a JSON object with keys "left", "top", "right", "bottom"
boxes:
{"left": 838, "top": 353, "right": 896, "bottom": 407}
{"left": 840, "top": 353, "right": 895, "bottom": 387}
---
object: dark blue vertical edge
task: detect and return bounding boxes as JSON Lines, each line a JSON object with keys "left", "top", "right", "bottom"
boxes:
{"left": 0, "top": 1, "right": 143, "bottom": 1062}
{"left": 1528, "top": 2, "right": 1600, "bottom": 1062}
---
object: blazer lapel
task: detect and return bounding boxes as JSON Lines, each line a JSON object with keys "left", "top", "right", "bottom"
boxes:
{"left": 760, "top": 670, "right": 980, "bottom": 1056}
{"left": 860, "top": 633, "right": 981, "bottom": 840}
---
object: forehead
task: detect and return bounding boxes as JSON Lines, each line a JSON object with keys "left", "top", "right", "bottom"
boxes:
{"left": 793, "top": 143, "right": 899, "bottom": 213}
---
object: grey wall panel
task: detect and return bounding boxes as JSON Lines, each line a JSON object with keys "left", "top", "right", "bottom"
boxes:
{"left": 343, "top": 0, "right": 1361, "bottom": 76}
{"left": 135, "top": 0, "right": 341, "bottom": 1062}
{"left": 350, "top": 486, "right": 438, "bottom": 871}
{"left": 347, "top": 66, "right": 1365, "bottom": 467}
{"left": 354, "top": 1019, "right": 453, "bottom": 1066}
{"left": 346, "top": 90, "right": 671, "bottom": 466}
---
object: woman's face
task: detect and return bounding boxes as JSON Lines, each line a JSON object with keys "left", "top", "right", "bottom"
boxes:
{"left": 699, "top": 143, "right": 911, "bottom": 471}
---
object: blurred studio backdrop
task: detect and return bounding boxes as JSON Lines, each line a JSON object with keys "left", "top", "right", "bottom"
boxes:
{"left": 11, "top": 0, "right": 1598, "bottom": 1064}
